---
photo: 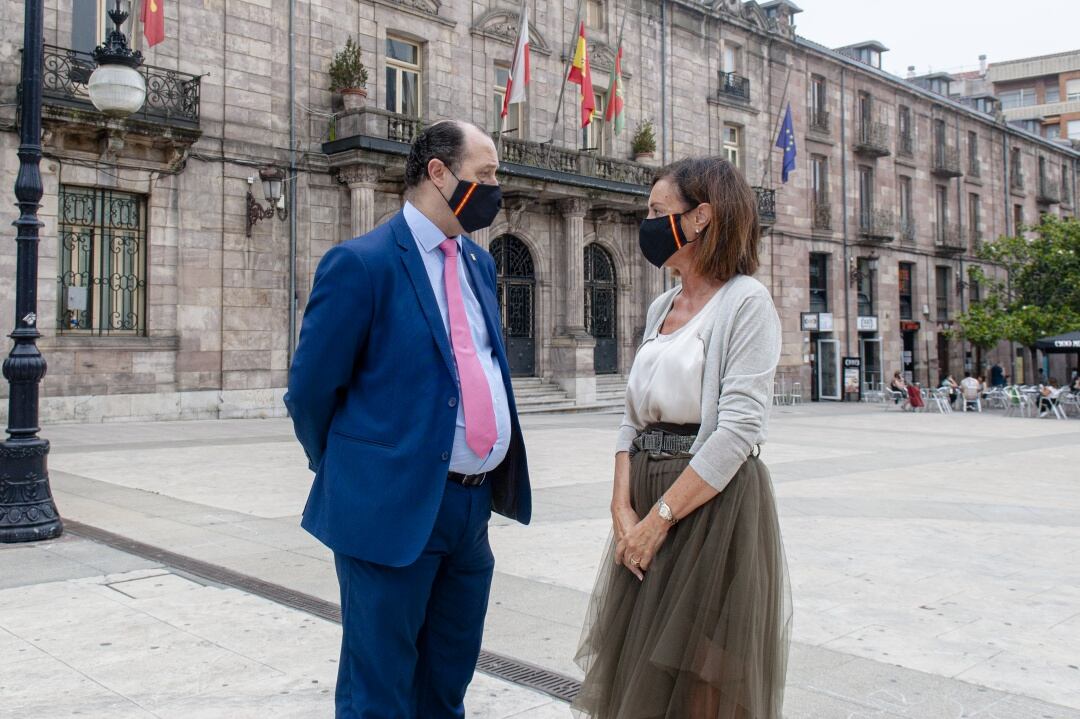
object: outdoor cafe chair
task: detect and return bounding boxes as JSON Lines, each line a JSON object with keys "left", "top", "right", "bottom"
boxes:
{"left": 1004, "top": 386, "right": 1035, "bottom": 418}
{"left": 961, "top": 385, "right": 982, "bottom": 412}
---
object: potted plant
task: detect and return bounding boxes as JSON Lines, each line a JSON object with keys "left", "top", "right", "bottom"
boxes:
{"left": 631, "top": 119, "right": 657, "bottom": 161}
{"left": 329, "top": 36, "right": 369, "bottom": 111}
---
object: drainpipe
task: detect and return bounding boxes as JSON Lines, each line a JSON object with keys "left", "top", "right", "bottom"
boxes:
{"left": 660, "top": 1, "right": 668, "bottom": 166}
{"left": 287, "top": 0, "right": 298, "bottom": 365}
{"left": 660, "top": 0, "right": 669, "bottom": 293}
{"left": 840, "top": 67, "right": 850, "bottom": 358}
{"left": 955, "top": 119, "right": 964, "bottom": 370}
{"left": 1003, "top": 131, "right": 1014, "bottom": 378}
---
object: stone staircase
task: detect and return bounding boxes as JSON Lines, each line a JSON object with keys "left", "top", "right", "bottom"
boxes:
{"left": 595, "top": 374, "right": 629, "bottom": 408}
{"left": 511, "top": 374, "right": 628, "bottom": 414}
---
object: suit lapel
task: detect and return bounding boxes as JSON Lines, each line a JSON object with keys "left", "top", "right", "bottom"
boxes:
{"left": 392, "top": 213, "right": 457, "bottom": 379}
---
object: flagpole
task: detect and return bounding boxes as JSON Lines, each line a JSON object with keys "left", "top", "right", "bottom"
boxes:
{"left": 609, "top": 2, "right": 628, "bottom": 133}
{"left": 764, "top": 65, "right": 792, "bottom": 187}
{"left": 499, "top": 0, "right": 527, "bottom": 152}
{"left": 546, "top": 0, "right": 585, "bottom": 145}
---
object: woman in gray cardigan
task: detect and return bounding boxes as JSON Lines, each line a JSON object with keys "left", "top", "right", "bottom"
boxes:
{"left": 573, "top": 157, "right": 791, "bottom": 718}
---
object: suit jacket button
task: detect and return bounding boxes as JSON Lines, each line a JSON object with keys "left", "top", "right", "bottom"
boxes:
{"left": 441, "top": 451, "right": 450, "bottom": 461}
{"left": 448, "top": 397, "right": 458, "bottom": 408}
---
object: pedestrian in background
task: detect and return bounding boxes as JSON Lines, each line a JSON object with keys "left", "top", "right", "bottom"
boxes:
{"left": 573, "top": 156, "right": 790, "bottom": 719}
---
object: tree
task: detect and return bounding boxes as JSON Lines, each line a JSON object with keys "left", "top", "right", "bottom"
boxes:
{"left": 954, "top": 215, "right": 1080, "bottom": 383}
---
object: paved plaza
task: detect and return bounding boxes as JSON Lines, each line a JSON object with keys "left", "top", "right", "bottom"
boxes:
{"left": 1, "top": 403, "right": 1079, "bottom": 718}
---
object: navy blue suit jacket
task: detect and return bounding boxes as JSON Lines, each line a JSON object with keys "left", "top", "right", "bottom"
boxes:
{"left": 284, "top": 212, "right": 531, "bottom": 567}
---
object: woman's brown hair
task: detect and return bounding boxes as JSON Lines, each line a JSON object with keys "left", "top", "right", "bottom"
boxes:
{"left": 653, "top": 157, "right": 760, "bottom": 281}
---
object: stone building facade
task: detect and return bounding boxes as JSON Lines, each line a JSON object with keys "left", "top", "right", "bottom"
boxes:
{"left": 1, "top": 0, "right": 1078, "bottom": 423}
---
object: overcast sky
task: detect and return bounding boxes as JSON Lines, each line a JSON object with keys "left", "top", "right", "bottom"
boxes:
{"left": 794, "top": 0, "right": 1080, "bottom": 78}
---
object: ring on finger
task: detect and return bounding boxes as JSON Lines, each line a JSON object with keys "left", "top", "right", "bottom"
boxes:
{"left": 630, "top": 555, "right": 641, "bottom": 566}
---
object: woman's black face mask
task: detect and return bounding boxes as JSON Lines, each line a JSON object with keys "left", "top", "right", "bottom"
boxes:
{"left": 638, "top": 212, "right": 693, "bottom": 268}
{"left": 442, "top": 169, "right": 503, "bottom": 233}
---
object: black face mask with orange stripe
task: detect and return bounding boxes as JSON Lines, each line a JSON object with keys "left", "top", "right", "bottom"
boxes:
{"left": 442, "top": 169, "right": 503, "bottom": 234}
{"left": 638, "top": 213, "right": 692, "bottom": 268}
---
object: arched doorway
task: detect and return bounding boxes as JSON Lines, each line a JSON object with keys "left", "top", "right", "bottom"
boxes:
{"left": 490, "top": 234, "right": 536, "bottom": 376}
{"left": 585, "top": 243, "right": 618, "bottom": 374}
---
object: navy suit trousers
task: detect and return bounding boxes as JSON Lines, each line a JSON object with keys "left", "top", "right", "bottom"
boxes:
{"left": 333, "top": 480, "right": 495, "bottom": 719}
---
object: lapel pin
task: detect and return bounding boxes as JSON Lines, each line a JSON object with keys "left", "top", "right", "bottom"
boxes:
{"left": 470, "top": 252, "right": 477, "bottom": 262}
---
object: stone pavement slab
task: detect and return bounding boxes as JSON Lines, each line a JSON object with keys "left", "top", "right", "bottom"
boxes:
{"left": 3, "top": 403, "right": 1079, "bottom": 717}
{"left": 0, "top": 536, "right": 566, "bottom": 719}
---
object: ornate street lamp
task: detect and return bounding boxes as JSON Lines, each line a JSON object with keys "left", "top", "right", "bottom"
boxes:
{"left": 88, "top": 0, "right": 147, "bottom": 117}
{"left": 246, "top": 167, "right": 289, "bottom": 237}
{"left": 1, "top": 0, "right": 61, "bottom": 541}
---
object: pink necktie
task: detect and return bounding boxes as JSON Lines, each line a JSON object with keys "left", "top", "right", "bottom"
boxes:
{"left": 439, "top": 239, "right": 498, "bottom": 458}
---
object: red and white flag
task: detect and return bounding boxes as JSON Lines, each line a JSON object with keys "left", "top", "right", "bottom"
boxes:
{"left": 141, "top": 0, "right": 165, "bottom": 47}
{"left": 501, "top": 5, "right": 530, "bottom": 118}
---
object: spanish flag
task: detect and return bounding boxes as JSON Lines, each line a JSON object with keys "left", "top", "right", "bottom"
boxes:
{"left": 567, "top": 21, "right": 595, "bottom": 128}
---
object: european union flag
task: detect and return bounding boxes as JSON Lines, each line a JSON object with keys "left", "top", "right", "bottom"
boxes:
{"left": 775, "top": 103, "right": 796, "bottom": 183}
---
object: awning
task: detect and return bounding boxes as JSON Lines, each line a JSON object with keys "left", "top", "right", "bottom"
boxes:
{"left": 1034, "top": 330, "right": 1080, "bottom": 353}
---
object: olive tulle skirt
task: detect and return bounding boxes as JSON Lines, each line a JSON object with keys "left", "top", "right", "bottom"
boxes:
{"left": 572, "top": 443, "right": 791, "bottom": 718}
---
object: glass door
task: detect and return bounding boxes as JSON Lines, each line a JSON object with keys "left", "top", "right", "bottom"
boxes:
{"left": 860, "top": 336, "right": 882, "bottom": 392}
{"left": 817, "top": 338, "right": 842, "bottom": 400}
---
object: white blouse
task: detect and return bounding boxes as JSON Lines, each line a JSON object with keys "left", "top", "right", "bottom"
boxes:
{"left": 624, "top": 291, "right": 721, "bottom": 428}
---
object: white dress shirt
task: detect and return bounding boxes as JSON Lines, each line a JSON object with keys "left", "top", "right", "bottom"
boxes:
{"left": 403, "top": 202, "right": 511, "bottom": 475}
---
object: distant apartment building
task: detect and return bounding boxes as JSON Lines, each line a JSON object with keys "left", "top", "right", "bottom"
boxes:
{"left": 985, "top": 50, "right": 1080, "bottom": 142}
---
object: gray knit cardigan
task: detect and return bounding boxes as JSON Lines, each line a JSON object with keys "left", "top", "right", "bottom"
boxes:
{"left": 615, "top": 273, "right": 782, "bottom": 491}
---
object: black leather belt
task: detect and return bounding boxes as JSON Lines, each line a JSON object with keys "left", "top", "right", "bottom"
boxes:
{"left": 448, "top": 471, "right": 487, "bottom": 487}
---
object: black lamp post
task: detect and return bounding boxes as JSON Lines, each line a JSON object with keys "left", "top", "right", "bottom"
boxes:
{"left": 0, "top": 0, "right": 62, "bottom": 541}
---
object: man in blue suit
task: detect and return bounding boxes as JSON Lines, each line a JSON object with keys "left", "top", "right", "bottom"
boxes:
{"left": 285, "top": 120, "right": 531, "bottom": 718}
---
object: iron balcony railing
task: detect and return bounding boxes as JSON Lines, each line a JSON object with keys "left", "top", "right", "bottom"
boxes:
{"left": 1038, "top": 176, "right": 1062, "bottom": 204}
{"left": 899, "top": 217, "right": 916, "bottom": 244}
{"left": 502, "top": 137, "right": 654, "bottom": 186}
{"left": 331, "top": 109, "right": 656, "bottom": 187}
{"left": 810, "top": 109, "right": 830, "bottom": 134}
{"left": 897, "top": 132, "right": 914, "bottom": 157}
{"left": 857, "top": 208, "right": 896, "bottom": 241}
{"left": 968, "top": 228, "right": 983, "bottom": 251}
{"left": 935, "top": 224, "right": 965, "bottom": 253}
{"left": 718, "top": 71, "right": 751, "bottom": 102}
{"left": 854, "top": 121, "right": 891, "bottom": 157}
{"left": 1011, "top": 169, "right": 1025, "bottom": 191}
{"left": 812, "top": 200, "right": 831, "bottom": 230}
{"left": 932, "top": 145, "right": 963, "bottom": 178}
{"left": 36, "top": 44, "right": 200, "bottom": 128}
{"left": 753, "top": 187, "right": 776, "bottom": 224}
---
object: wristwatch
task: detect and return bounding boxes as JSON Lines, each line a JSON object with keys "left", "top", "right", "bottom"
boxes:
{"left": 657, "top": 495, "right": 678, "bottom": 525}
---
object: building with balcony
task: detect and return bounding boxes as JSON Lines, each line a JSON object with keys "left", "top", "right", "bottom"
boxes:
{"left": 1, "top": 0, "right": 1079, "bottom": 422}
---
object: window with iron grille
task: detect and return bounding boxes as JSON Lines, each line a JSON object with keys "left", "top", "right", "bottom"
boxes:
{"left": 899, "top": 262, "right": 914, "bottom": 320}
{"left": 809, "top": 252, "right": 829, "bottom": 313}
{"left": 57, "top": 185, "right": 147, "bottom": 334}
{"left": 935, "top": 266, "right": 950, "bottom": 321}
{"left": 856, "top": 257, "right": 874, "bottom": 317}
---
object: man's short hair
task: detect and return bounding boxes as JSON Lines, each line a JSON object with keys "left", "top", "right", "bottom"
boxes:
{"left": 405, "top": 121, "right": 467, "bottom": 189}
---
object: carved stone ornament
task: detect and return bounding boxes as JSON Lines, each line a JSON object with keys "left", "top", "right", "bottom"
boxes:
{"left": 505, "top": 198, "right": 529, "bottom": 230}
{"left": 558, "top": 197, "right": 590, "bottom": 218}
{"left": 470, "top": 9, "right": 551, "bottom": 55}
{"left": 385, "top": 0, "right": 440, "bottom": 17}
{"left": 337, "top": 164, "right": 382, "bottom": 187}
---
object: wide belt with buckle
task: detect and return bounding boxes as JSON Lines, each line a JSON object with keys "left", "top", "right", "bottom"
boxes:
{"left": 634, "top": 431, "right": 697, "bottom": 455}
{"left": 448, "top": 471, "right": 487, "bottom": 487}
